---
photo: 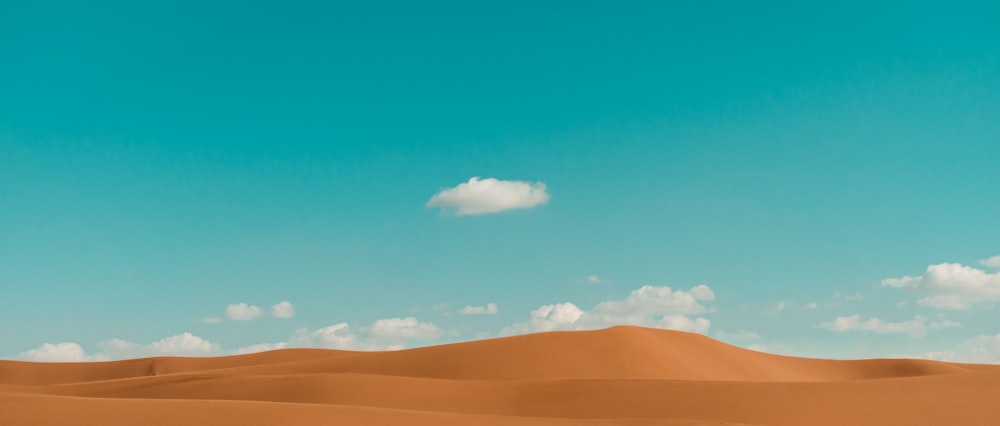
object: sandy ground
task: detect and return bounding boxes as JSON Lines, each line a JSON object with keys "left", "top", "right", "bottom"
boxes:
{"left": 2, "top": 326, "right": 998, "bottom": 425}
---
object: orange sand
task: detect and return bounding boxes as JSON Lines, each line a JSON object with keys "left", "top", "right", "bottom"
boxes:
{"left": 2, "top": 326, "right": 998, "bottom": 425}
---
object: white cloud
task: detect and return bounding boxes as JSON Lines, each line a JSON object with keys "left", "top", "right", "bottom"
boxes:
{"left": 459, "top": 303, "right": 499, "bottom": 315}
{"left": 226, "top": 303, "right": 262, "bottom": 320}
{"left": 234, "top": 342, "right": 288, "bottom": 354}
{"left": 99, "top": 333, "right": 221, "bottom": 358}
{"left": 910, "top": 333, "right": 1000, "bottom": 363}
{"left": 580, "top": 274, "right": 610, "bottom": 284}
{"left": 501, "top": 284, "right": 715, "bottom": 335}
{"left": 882, "top": 262, "right": 1000, "bottom": 309}
{"left": 980, "top": 255, "right": 1000, "bottom": 269}
{"left": 368, "top": 317, "right": 442, "bottom": 340}
{"left": 821, "top": 315, "right": 960, "bottom": 338}
{"left": 201, "top": 317, "right": 224, "bottom": 324}
{"left": 426, "top": 177, "right": 550, "bottom": 216}
{"left": 289, "top": 323, "right": 364, "bottom": 350}
{"left": 271, "top": 301, "right": 295, "bottom": 319}
{"left": 19, "top": 342, "right": 89, "bottom": 362}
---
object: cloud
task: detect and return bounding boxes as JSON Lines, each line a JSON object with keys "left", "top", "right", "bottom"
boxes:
{"left": 201, "top": 317, "right": 224, "bottom": 324}
{"left": 225, "top": 303, "right": 262, "bottom": 320}
{"left": 288, "top": 323, "right": 367, "bottom": 350}
{"left": 910, "top": 333, "right": 1000, "bottom": 363}
{"left": 980, "top": 255, "right": 1000, "bottom": 269}
{"left": 882, "top": 262, "right": 1000, "bottom": 309}
{"left": 821, "top": 315, "right": 960, "bottom": 338}
{"left": 577, "top": 274, "right": 610, "bottom": 284}
{"left": 99, "top": 333, "right": 220, "bottom": 358}
{"left": 426, "top": 177, "right": 550, "bottom": 215}
{"left": 501, "top": 284, "right": 715, "bottom": 335}
{"left": 271, "top": 301, "right": 295, "bottom": 319}
{"left": 459, "top": 303, "right": 499, "bottom": 315}
{"left": 21, "top": 333, "right": 221, "bottom": 362}
{"left": 234, "top": 342, "right": 288, "bottom": 354}
{"left": 19, "top": 342, "right": 89, "bottom": 362}
{"left": 368, "top": 317, "right": 443, "bottom": 340}
{"left": 281, "top": 318, "right": 442, "bottom": 352}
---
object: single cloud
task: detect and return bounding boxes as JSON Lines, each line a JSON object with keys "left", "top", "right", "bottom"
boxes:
{"left": 19, "top": 342, "right": 89, "bottom": 362}
{"left": 459, "top": 303, "right": 499, "bottom": 315}
{"left": 820, "top": 315, "right": 960, "bottom": 338}
{"left": 368, "top": 317, "right": 443, "bottom": 340}
{"left": 980, "top": 255, "right": 1000, "bottom": 269}
{"left": 271, "top": 301, "right": 295, "bottom": 319}
{"left": 576, "top": 274, "right": 610, "bottom": 284}
{"left": 882, "top": 262, "right": 1000, "bottom": 309}
{"left": 225, "top": 303, "right": 262, "bottom": 320}
{"left": 426, "top": 177, "right": 550, "bottom": 215}
{"left": 201, "top": 317, "right": 224, "bottom": 324}
{"left": 501, "top": 284, "right": 715, "bottom": 335}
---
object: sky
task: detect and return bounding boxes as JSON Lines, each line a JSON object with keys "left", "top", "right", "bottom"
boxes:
{"left": 2, "top": 1, "right": 999, "bottom": 362}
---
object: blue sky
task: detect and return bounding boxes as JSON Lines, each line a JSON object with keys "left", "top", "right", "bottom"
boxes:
{"left": 2, "top": 1, "right": 999, "bottom": 361}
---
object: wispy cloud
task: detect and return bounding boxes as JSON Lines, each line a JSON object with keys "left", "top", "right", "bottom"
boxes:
{"left": 426, "top": 177, "right": 550, "bottom": 216}
{"left": 459, "top": 303, "right": 498, "bottom": 315}
{"left": 821, "top": 315, "right": 960, "bottom": 338}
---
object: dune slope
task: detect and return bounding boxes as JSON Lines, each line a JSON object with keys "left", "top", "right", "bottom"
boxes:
{"left": 2, "top": 326, "right": 997, "bottom": 426}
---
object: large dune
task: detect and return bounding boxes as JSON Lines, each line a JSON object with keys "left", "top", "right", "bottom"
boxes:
{"left": 2, "top": 326, "right": 998, "bottom": 425}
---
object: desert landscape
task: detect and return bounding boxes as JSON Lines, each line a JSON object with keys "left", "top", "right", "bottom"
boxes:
{"left": 3, "top": 326, "right": 999, "bottom": 425}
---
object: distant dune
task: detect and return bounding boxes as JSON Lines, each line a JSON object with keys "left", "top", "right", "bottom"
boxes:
{"left": 2, "top": 326, "right": 998, "bottom": 425}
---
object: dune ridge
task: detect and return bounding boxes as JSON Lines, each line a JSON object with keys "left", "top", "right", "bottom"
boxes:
{"left": 2, "top": 326, "right": 998, "bottom": 425}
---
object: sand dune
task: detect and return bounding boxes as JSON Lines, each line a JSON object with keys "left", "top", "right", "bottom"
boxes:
{"left": 2, "top": 326, "right": 998, "bottom": 425}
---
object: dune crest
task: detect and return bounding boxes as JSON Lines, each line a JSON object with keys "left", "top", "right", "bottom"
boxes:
{"left": 2, "top": 326, "right": 998, "bottom": 426}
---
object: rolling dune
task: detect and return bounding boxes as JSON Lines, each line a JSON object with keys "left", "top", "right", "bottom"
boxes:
{"left": 2, "top": 326, "right": 998, "bottom": 425}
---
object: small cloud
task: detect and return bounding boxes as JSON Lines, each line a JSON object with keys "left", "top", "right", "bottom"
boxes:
{"left": 368, "top": 317, "right": 443, "bottom": 340}
{"left": 20, "top": 342, "right": 89, "bottom": 362}
{"left": 980, "top": 255, "right": 1000, "bottom": 269}
{"left": 459, "top": 303, "right": 499, "bottom": 315}
{"left": 821, "top": 314, "right": 960, "bottom": 338}
{"left": 226, "top": 303, "right": 262, "bottom": 321}
{"left": 201, "top": 317, "right": 224, "bottom": 324}
{"left": 576, "top": 274, "right": 610, "bottom": 284}
{"left": 426, "top": 177, "right": 550, "bottom": 216}
{"left": 805, "top": 302, "right": 819, "bottom": 309}
{"left": 271, "top": 301, "right": 295, "bottom": 319}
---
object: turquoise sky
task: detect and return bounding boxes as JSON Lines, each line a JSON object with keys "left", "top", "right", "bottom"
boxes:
{"left": 2, "top": 1, "right": 999, "bottom": 361}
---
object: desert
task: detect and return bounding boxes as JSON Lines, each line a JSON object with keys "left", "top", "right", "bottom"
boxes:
{"left": 3, "top": 326, "right": 998, "bottom": 425}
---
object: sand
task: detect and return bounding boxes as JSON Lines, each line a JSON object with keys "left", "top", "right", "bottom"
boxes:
{"left": 2, "top": 326, "right": 998, "bottom": 425}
